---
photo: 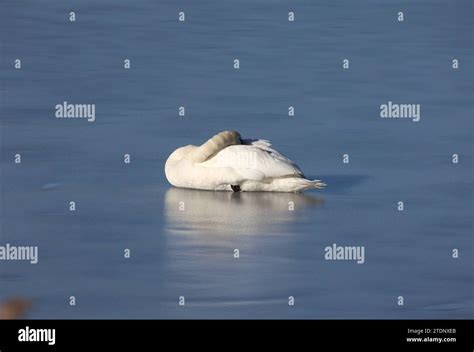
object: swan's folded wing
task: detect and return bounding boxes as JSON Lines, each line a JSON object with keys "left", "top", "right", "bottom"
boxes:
{"left": 234, "top": 168, "right": 266, "bottom": 181}
{"left": 199, "top": 143, "right": 303, "bottom": 180}
{"left": 243, "top": 139, "right": 303, "bottom": 176}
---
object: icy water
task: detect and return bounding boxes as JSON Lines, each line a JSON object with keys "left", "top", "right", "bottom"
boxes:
{"left": 1, "top": 0, "right": 472, "bottom": 318}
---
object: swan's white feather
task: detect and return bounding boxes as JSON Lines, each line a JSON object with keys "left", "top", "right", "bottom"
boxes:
{"left": 198, "top": 139, "right": 303, "bottom": 179}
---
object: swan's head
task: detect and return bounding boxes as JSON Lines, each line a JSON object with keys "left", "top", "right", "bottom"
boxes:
{"left": 165, "top": 145, "right": 197, "bottom": 186}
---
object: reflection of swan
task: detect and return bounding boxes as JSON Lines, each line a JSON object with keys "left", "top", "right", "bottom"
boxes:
{"left": 165, "top": 131, "right": 326, "bottom": 192}
{"left": 164, "top": 188, "right": 324, "bottom": 235}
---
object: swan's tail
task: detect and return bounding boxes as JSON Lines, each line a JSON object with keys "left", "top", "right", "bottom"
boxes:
{"left": 269, "top": 177, "right": 326, "bottom": 192}
{"left": 293, "top": 178, "right": 326, "bottom": 192}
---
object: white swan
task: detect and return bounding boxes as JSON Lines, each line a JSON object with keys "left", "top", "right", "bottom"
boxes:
{"left": 164, "top": 131, "right": 326, "bottom": 192}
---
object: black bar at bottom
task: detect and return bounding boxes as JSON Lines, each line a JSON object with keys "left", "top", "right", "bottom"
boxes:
{"left": 0, "top": 319, "right": 472, "bottom": 351}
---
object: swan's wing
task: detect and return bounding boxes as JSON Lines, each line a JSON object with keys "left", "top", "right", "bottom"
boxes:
{"left": 241, "top": 139, "right": 302, "bottom": 174}
{"left": 199, "top": 140, "right": 303, "bottom": 180}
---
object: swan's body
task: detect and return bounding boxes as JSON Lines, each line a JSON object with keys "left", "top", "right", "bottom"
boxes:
{"left": 165, "top": 131, "right": 326, "bottom": 193}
